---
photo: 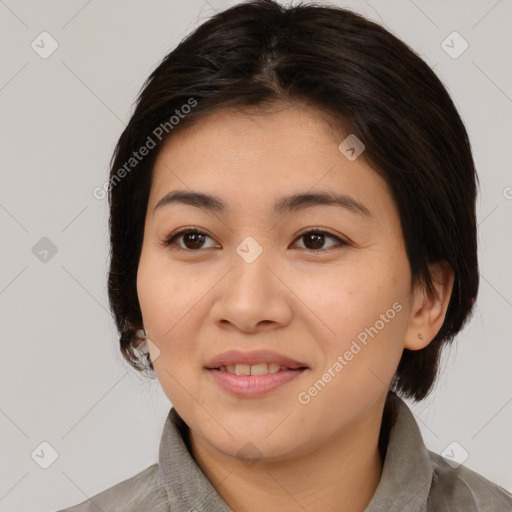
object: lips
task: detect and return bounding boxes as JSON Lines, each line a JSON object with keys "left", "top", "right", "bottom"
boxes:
{"left": 205, "top": 349, "right": 309, "bottom": 371}
{"left": 205, "top": 350, "right": 308, "bottom": 398}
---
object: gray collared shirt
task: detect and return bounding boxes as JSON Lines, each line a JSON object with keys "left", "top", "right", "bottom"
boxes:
{"left": 57, "top": 393, "right": 512, "bottom": 511}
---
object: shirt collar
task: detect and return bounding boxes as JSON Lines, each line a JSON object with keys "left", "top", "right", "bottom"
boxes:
{"left": 157, "top": 408, "right": 233, "bottom": 511}
{"left": 158, "top": 392, "right": 433, "bottom": 511}
{"left": 364, "top": 392, "right": 433, "bottom": 511}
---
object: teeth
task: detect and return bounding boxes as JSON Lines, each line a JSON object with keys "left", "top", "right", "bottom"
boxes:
{"left": 250, "top": 363, "right": 268, "bottom": 375}
{"left": 268, "top": 363, "right": 281, "bottom": 373}
{"left": 221, "top": 363, "right": 290, "bottom": 375}
{"left": 234, "top": 364, "right": 251, "bottom": 375}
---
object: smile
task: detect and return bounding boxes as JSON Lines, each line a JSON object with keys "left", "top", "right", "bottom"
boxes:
{"left": 206, "top": 366, "right": 307, "bottom": 398}
{"left": 217, "top": 363, "right": 292, "bottom": 375}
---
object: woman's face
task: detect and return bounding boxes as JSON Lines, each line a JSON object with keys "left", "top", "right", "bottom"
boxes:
{"left": 137, "top": 102, "right": 422, "bottom": 461}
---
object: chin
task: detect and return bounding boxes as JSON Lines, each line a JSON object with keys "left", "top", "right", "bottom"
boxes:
{"left": 214, "top": 432, "right": 302, "bottom": 464}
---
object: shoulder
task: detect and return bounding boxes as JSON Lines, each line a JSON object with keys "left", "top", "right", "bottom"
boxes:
{"left": 427, "top": 451, "right": 512, "bottom": 512}
{"left": 55, "top": 463, "right": 169, "bottom": 512}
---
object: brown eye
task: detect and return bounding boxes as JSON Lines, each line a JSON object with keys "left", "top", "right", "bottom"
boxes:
{"left": 161, "top": 227, "right": 347, "bottom": 253}
{"left": 294, "top": 229, "right": 348, "bottom": 251}
{"left": 181, "top": 231, "right": 207, "bottom": 249}
{"left": 161, "top": 229, "right": 218, "bottom": 251}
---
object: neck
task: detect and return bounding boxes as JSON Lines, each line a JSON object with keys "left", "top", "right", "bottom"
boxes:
{"left": 188, "top": 395, "right": 388, "bottom": 512}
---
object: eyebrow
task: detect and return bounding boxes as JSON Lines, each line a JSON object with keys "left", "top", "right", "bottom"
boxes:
{"left": 153, "top": 189, "right": 372, "bottom": 217}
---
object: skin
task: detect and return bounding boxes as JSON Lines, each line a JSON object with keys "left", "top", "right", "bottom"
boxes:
{"left": 136, "top": 101, "right": 454, "bottom": 512}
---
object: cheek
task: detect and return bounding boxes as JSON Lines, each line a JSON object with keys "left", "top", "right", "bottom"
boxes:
{"left": 306, "top": 260, "right": 407, "bottom": 328}
{"left": 136, "top": 250, "right": 188, "bottom": 342}
{"left": 293, "top": 269, "right": 409, "bottom": 429}
{"left": 136, "top": 251, "right": 205, "bottom": 406}
{"left": 303, "top": 255, "right": 411, "bottom": 371}
{"left": 136, "top": 250, "right": 214, "bottom": 364}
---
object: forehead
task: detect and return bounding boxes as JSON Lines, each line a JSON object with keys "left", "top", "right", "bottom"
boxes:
{"left": 154, "top": 102, "right": 346, "bottom": 166}
{"left": 148, "top": 103, "right": 394, "bottom": 220}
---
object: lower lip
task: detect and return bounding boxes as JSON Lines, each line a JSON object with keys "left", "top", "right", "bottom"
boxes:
{"left": 206, "top": 368, "right": 307, "bottom": 398}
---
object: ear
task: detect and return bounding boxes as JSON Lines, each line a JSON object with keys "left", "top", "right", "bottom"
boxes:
{"left": 404, "top": 260, "right": 455, "bottom": 350}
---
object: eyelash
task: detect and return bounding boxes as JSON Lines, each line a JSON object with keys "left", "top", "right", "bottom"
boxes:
{"left": 159, "top": 226, "right": 349, "bottom": 253}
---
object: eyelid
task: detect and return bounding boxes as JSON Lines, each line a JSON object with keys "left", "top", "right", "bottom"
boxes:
{"left": 159, "top": 226, "right": 218, "bottom": 249}
{"left": 294, "top": 226, "right": 347, "bottom": 242}
{"left": 160, "top": 226, "right": 349, "bottom": 251}
{"left": 292, "top": 227, "right": 349, "bottom": 251}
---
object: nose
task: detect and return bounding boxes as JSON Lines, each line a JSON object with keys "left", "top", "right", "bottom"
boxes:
{"left": 210, "top": 244, "right": 293, "bottom": 334}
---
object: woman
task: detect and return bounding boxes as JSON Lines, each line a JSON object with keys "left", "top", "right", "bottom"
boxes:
{"left": 58, "top": 0, "right": 512, "bottom": 510}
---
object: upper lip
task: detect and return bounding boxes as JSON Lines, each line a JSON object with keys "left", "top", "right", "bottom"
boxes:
{"left": 205, "top": 350, "right": 308, "bottom": 370}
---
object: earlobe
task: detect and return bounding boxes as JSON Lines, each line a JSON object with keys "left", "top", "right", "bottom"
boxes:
{"left": 404, "top": 261, "right": 455, "bottom": 351}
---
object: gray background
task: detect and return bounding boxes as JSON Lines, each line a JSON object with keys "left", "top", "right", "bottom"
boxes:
{"left": 0, "top": 1, "right": 511, "bottom": 510}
